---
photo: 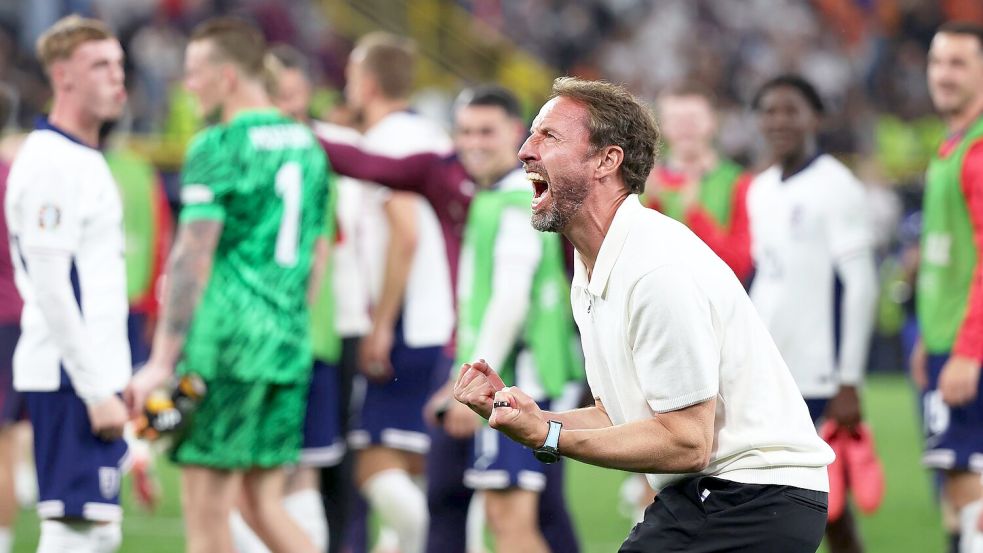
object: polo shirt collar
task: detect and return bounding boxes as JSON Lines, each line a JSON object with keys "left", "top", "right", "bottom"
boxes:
{"left": 573, "top": 194, "right": 642, "bottom": 297}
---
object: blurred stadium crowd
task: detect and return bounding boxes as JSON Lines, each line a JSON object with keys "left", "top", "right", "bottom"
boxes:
{"left": 0, "top": 0, "right": 979, "bottom": 371}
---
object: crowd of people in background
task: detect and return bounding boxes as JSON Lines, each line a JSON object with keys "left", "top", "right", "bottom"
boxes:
{"left": 0, "top": 1, "right": 973, "bottom": 360}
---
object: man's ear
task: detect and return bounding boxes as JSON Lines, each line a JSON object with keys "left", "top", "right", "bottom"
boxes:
{"left": 49, "top": 61, "right": 70, "bottom": 92}
{"left": 220, "top": 63, "right": 238, "bottom": 95}
{"left": 595, "top": 145, "right": 624, "bottom": 181}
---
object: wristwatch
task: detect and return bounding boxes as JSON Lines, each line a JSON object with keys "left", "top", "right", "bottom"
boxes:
{"left": 534, "top": 420, "right": 563, "bottom": 463}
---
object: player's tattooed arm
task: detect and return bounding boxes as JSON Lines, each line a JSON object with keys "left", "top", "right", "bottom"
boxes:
{"left": 152, "top": 220, "right": 223, "bottom": 367}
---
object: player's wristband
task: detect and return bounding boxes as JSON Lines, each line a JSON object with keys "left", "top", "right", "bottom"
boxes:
{"left": 534, "top": 420, "right": 562, "bottom": 464}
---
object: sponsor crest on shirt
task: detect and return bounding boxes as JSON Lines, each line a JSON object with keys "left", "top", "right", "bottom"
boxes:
{"left": 98, "top": 466, "right": 121, "bottom": 499}
{"left": 38, "top": 204, "right": 61, "bottom": 229}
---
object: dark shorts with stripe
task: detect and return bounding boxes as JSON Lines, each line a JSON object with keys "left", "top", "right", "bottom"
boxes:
{"left": 921, "top": 353, "right": 983, "bottom": 472}
{"left": 26, "top": 389, "right": 129, "bottom": 522}
{"left": 464, "top": 400, "right": 553, "bottom": 492}
{"left": 349, "top": 321, "right": 441, "bottom": 455}
{"left": 300, "top": 360, "right": 345, "bottom": 467}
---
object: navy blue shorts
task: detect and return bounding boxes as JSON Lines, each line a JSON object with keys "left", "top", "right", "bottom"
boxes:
{"left": 25, "top": 389, "right": 129, "bottom": 522}
{"left": 0, "top": 324, "right": 24, "bottom": 426}
{"left": 805, "top": 398, "right": 829, "bottom": 425}
{"left": 922, "top": 353, "right": 983, "bottom": 472}
{"left": 300, "top": 360, "right": 345, "bottom": 467}
{"left": 349, "top": 325, "right": 442, "bottom": 455}
{"left": 464, "top": 401, "right": 552, "bottom": 492}
{"left": 127, "top": 312, "right": 150, "bottom": 368}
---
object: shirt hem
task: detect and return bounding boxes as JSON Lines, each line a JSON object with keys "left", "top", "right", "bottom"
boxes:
{"left": 712, "top": 465, "right": 830, "bottom": 492}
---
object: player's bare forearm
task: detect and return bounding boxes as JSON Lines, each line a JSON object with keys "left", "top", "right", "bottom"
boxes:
{"left": 151, "top": 220, "right": 222, "bottom": 367}
{"left": 307, "top": 236, "right": 330, "bottom": 306}
{"left": 557, "top": 399, "right": 716, "bottom": 474}
{"left": 543, "top": 398, "right": 614, "bottom": 430}
{"left": 374, "top": 194, "right": 418, "bottom": 329}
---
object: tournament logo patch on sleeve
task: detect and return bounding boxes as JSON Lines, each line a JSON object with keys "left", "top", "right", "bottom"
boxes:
{"left": 38, "top": 204, "right": 61, "bottom": 229}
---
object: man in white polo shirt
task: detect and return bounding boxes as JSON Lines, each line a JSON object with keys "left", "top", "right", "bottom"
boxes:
{"left": 453, "top": 77, "right": 834, "bottom": 552}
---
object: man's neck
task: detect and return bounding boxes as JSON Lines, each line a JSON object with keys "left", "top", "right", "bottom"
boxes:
{"left": 363, "top": 99, "right": 410, "bottom": 130}
{"left": 47, "top": 101, "right": 100, "bottom": 148}
{"left": 946, "top": 97, "right": 983, "bottom": 135}
{"left": 221, "top": 82, "right": 273, "bottom": 123}
{"left": 779, "top": 139, "right": 818, "bottom": 180}
{"left": 563, "top": 189, "right": 631, "bottom": 277}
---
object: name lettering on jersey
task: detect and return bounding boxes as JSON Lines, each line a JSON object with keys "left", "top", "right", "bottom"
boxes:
{"left": 38, "top": 204, "right": 61, "bottom": 229}
{"left": 248, "top": 125, "right": 313, "bottom": 150}
{"left": 182, "top": 185, "right": 215, "bottom": 205}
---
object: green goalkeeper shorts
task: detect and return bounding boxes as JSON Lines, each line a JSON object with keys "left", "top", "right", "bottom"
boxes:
{"left": 171, "top": 378, "right": 308, "bottom": 469}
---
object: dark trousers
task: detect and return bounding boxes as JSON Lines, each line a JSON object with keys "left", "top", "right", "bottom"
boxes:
{"left": 620, "top": 476, "right": 827, "bottom": 553}
{"left": 424, "top": 419, "right": 581, "bottom": 553}
{"left": 321, "top": 336, "right": 360, "bottom": 553}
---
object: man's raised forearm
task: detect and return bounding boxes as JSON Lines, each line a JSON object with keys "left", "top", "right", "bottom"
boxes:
{"left": 557, "top": 400, "right": 716, "bottom": 474}
{"left": 151, "top": 220, "right": 222, "bottom": 367}
{"left": 541, "top": 404, "right": 613, "bottom": 430}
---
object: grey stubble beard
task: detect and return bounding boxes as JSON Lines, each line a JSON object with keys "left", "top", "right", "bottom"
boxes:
{"left": 530, "top": 179, "right": 588, "bottom": 233}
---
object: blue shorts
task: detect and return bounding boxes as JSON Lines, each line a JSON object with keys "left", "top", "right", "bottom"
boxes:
{"left": 463, "top": 401, "right": 551, "bottom": 492}
{"left": 0, "top": 324, "right": 25, "bottom": 426}
{"left": 300, "top": 360, "right": 345, "bottom": 467}
{"left": 127, "top": 312, "right": 151, "bottom": 368}
{"left": 922, "top": 353, "right": 983, "bottom": 472}
{"left": 25, "top": 390, "right": 129, "bottom": 522}
{"left": 350, "top": 326, "right": 441, "bottom": 455}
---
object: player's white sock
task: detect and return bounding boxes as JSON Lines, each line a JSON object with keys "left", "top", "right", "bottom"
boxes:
{"left": 89, "top": 522, "right": 121, "bottom": 553}
{"left": 37, "top": 520, "right": 95, "bottom": 553}
{"left": 466, "top": 492, "right": 487, "bottom": 553}
{"left": 284, "top": 489, "right": 328, "bottom": 552}
{"left": 15, "top": 458, "right": 36, "bottom": 508}
{"left": 0, "top": 527, "right": 11, "bottom": 553}
{"left": 363, "top": 469, "right": 428, "bottom": 553}
{"left": 960, "top": 500, "right": 983, "bottom": 553}
{"left": 229, "top": 510, "right": 271, "bottom": 553}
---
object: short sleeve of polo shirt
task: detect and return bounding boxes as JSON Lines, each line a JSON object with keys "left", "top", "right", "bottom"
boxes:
{"left": 627, "top": 266, "right": 720, "bottom": 413}
{"left": 180, "top": 129, "right": 236, "bottom": 223}
{"left": 826, "top": 173, "right": 872, "bottom": 261}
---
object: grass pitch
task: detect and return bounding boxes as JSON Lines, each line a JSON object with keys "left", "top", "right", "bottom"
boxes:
{"left": 12, "top": 373, "right": 943, "bottom": 552}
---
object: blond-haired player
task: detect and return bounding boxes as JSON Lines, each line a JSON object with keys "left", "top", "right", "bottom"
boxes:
{"left": 5, "top": 15, "right": 130, "bottom": 553}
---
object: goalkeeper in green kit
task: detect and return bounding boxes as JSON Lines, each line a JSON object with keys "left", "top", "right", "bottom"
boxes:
{"left": 125, "top": 18, "right": 328, "bottom": 553}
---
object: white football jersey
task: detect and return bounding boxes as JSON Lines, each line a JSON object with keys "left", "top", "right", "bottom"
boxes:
{"left": 5, "top": 122, "right": 130, "bottom": 395}
{"left": 747, "top": 154, "right": 873, "bottom": 398}
{"left": 311, "top": 121, "right": 373, "bottom": 338}
{"left": 357, "top": 111, "right": 455, "bottom": 348}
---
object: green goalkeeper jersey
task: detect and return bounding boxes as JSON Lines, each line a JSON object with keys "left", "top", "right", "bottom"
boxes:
{"left": 178, "top": 109, "right": 329, "bottom": 384}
